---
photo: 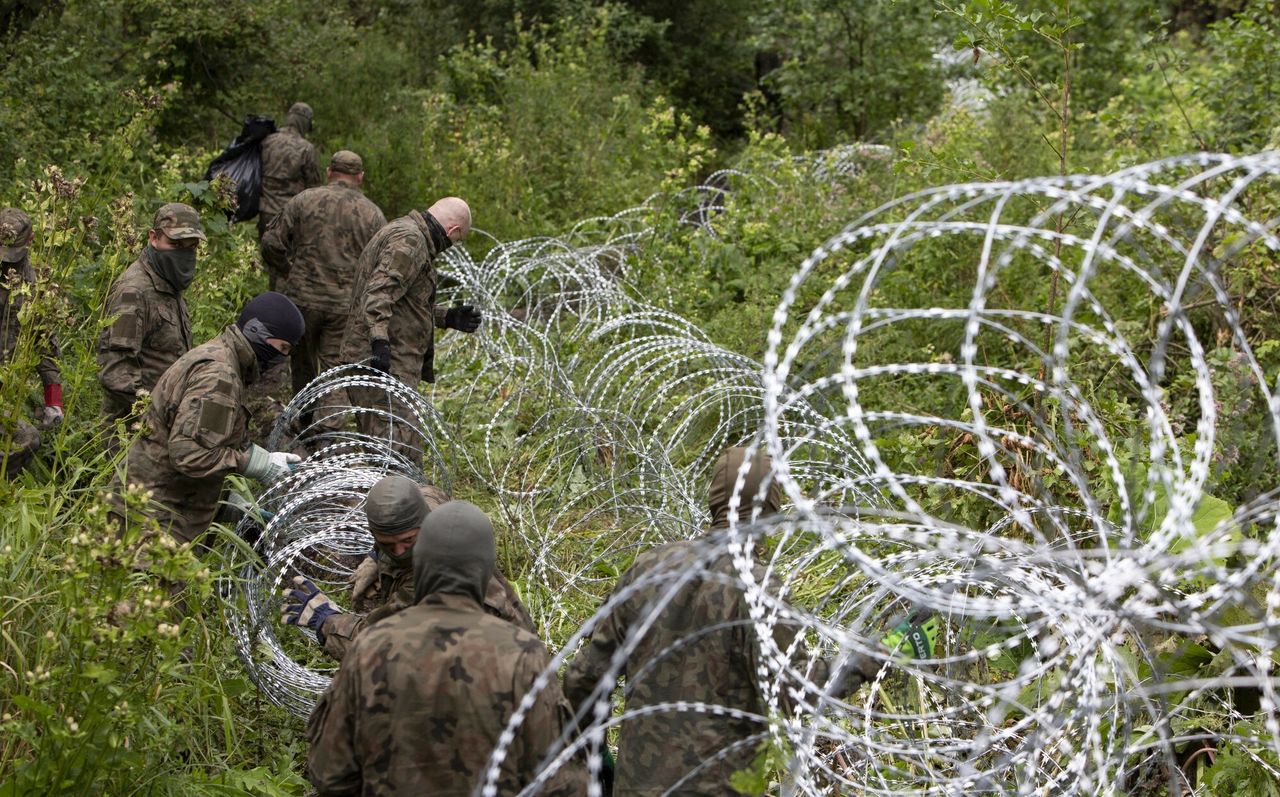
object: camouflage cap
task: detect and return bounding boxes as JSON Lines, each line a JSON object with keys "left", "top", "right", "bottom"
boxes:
{"left": 152, "top": 202, "right": 206, "bottom": 242}
{"left": 0, "top": 208, "right": 33, "bottom": 263}
{"left": 329, "top": 150, "right": 364, "bottom": 175}
{"left": 288, "top": 102, "right": 313, "bottom": 121}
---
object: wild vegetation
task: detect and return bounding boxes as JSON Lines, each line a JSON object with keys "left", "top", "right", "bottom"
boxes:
{"left": 2, "top": 0, "right": 1280, "bottom": 793}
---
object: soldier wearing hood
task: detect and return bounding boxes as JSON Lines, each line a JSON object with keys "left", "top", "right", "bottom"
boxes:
{"left": 332, "top": 196, "right": 481, "bottom": 466}
{"left": 98, "top": 203, "right": 204, "bottom": 458}
{"left": 281, "top": 474, "right": 535, "bottom": 661}
{"left": 258, "top": 102, "right": 321, "bottom": 286}
{"left": 110, "top": 292, "right": 307, "bottom": 544}
{"left": 563, "top": 447, "right": 878, "bottom": 796}
{"left": 306, "top": 500, "right": 588, "bottom": 796}
{"left": 0, "top": 207, "right": 62, "bottom": 478}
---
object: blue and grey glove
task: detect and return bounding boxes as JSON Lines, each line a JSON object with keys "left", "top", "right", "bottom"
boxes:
{"left": 281, "top": 576, "right": 341, "bottom": 644}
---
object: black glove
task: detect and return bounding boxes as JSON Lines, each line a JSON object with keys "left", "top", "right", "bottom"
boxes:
{"left": 370, "top": 339, "right": 391, "bottom": 373}
{"left": 445, "top": 304, "right": 482, "bottom": 333}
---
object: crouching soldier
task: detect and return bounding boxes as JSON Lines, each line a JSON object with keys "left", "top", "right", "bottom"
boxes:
{"left": 281, "top": 473, "right": 534, "bottom": 659}
{"left": 306, "top": 500, "right": 587, "bottom": 795}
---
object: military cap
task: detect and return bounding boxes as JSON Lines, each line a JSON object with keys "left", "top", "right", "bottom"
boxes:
{"left": 367, "top": 475, "right": 429, "bottom": 537}
{"left": 0, "top": 208, "right": 33, "bottom": 263}
{"left": 288, "top": 102, "right": 314, "bottom": 121}
{"left": 329, "top": 150, "right": 364, "bottom": 175}
{"left": 152, "top": 202, "right": 206, "bottom": 242}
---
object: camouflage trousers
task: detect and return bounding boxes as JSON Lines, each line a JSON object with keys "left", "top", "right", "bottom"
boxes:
{"left": 329, "top": 382, "right": 426, "bottom": 470}
{"left": 101, "top": 390, "right": 136, "bottom": 464}
{"left": 292, "top": 306, "right": 348, "bottom": 399}
{"left": 1, "top": 419, "right": 40, "bottom": 479}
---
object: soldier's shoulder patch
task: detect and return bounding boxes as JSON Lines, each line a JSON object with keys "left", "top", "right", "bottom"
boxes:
{"left": 197, "top": 396, "right": 235, "bottom": 440}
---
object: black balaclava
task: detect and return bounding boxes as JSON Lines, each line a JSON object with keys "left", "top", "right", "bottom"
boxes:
{"left": 366, "top": 475, "right": 428, "bottom": 570}
{"left": 236, "top": 291, "right": 305, "bottom": 371}
{"left": 412, "top": 500, "right": 496, "bottom": 605}
{"left": 143, "top": 245, "right": 196, "bottom": 292}
{"left": 707, "top": 446, "right": 782, "bottom": 530}
{"left": 423, "top": 211, "right": 452, "bottom": 254}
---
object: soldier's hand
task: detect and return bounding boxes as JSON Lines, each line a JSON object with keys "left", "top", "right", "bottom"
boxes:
{"left": 281, "top": 576, "right": 342, "bottom": 643}
{"left": 40, "top": 404, "right": 64, "bottom": 430}
{"left": 445, "top": 304, "right": 482, "bottom": 333}
{"left": 243, "top": 444, "right": 303, "bottom": 483}
{"left": 370, "top": 339, "right": 391, "bottom": 372}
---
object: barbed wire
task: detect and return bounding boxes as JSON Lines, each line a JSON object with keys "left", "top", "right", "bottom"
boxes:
{"left": 225, "top": 150, "right": 1280, "bottom": 795}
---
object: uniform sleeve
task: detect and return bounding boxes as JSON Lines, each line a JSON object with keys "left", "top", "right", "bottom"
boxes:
{"left": 486, "top": 572, "right": 538, "bottom": 635}
{"left": 97, "top": 285, "right": 146, "bottom": 400}
{"left": 259, "top": 201, "right": 295, "bottom": 277}
{"left": 36, "top": 323, "right": 60, "bottom": 387}
{"left": 304, "top": 145, "right": 323, "bottom": 189}
{"left": 362, "top": 234, "right": 417, "bottom": 343}
{"left": 563, "top": 567, "right": 636, "bottom": 715}
{"left": 166, "top": 360, "right": 249, "bottom": 478}
{"left": 306, "top": 650, "right": 363, "bottom": 796}
{"left": 514, "top": 648, "right": 589, "bottom": 797}
{"left": 320, "top": 612, "right": 367, "bottom": 662}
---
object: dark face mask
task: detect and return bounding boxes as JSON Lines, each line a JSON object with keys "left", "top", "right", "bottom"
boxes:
{"left": 146, "top": 244, "right": 197, "bottom": 291}
{"left": 375, "top": 541, "right": 415, "bottom": 568}
{"left": 423, "top": 212, "right": 453, "bottom": 255}
{"left": 240, "top": 317, "right": 288, "bottom": 371}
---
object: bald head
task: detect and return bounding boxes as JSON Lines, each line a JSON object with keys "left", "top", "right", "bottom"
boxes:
{"left": 426, "top": 197, "right": 471, "bottom": 243}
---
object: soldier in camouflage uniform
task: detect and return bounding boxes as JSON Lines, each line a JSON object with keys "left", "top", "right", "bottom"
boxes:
{"left": 306, "top": 500, "right": 587, "bottom": 796}
{"left": 97, "top": 203, "right": 204, "bottom": 460}
{"left": 257, "top": 102, "right": 322, "bottom": 260}
{"left": 281, "top": 474, "right": 535, "bottom": 661}
{"left": 333, "top": 197, "right": 480, "bottom": 467}
{"left": 0, "top": 208, "right": 62, "bottom": 478}
{"left": 261, "top": 150, "right": 386, "bottom": 401}
{"left": 563, "top": 447, "right": 877, "bottom": 796}
{"left": 110, "top": 292, "right": 306, "bottom": 544}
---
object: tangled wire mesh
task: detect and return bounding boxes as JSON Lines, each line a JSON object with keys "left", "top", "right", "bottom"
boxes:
{"left": 227, "top": 151, "right": 1280, "bottom": 794}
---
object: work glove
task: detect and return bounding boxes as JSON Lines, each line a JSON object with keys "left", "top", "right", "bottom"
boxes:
{"left": 882, "top": 606, "right": 940, "bottom": 660}
{"left": 242, "top": 444, "right": 302, "bottom": 483}
{"left": 350, "top": 554, "right": 381, "bottom": 601}
{"left": 444, "top": 304, "right": 482, "bottom": 333}
{"left": 370, "top": 339, "right": 391, "bottom": 373}
{"left": 40, "top": 384, "right": 64, "bottom": 430}
{"left": 281, "top": 576, "right": 341, "bottom": 644}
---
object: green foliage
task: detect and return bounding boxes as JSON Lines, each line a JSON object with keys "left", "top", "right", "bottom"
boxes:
{"left": 752, "top": 0, "right": 947, "bottom": 147}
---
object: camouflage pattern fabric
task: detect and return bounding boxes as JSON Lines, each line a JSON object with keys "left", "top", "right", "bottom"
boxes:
{"left": 261, "top": 179, "right": 386, "bottom": 395}
{"left": 319, "top": 484, "right": 536, "bottom": 660}
{"left": 564, "top": 448, "right": 817, "bottom": 797}
{"left": 257, "top": 122, "right": 321, "bottom": 289}
{"left": 110, "top": 325, "right": 260, "bottom": 543}
{"left": 320, "top": 560, "right": 537, "bottom": 661}
{"left": 1, "top": 253, "right": 61, "bottom": 387}
{"left": 307, "top": 594, "right": 586, "bottom": 797}
{"left": 308, "top": 498, "right": 586, "bottom": 797}
{"left": 334, "top": 210, "right": 449, "bottom": 466}
{"left": 97, "top": 250, "right": 193, "bottom": 430}
{"left": 0, "top": 418, "right": 40, "bottom": 480}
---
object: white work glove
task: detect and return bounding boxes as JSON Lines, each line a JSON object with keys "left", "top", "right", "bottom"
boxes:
{"left": 243, "top": 444, "right": 302, "bottom": 482}
{"left": 40, "top": 405, "right": 64, "bottom": 430}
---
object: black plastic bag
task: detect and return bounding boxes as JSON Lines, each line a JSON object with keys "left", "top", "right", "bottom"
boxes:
{"left": 204, "top": 114, "right": 276, "bottom": 223}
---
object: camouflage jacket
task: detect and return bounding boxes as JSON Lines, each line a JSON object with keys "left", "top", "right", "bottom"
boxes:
{"left": 338, "top": 210, "right": 448, "bottom": 385}
{"left": 114, "top": 325, "right": 259, "bottom": 543}
{"left": 97, "top": 251, "right": 192, "bottom": 419}
{"left": 307, "top": 592, "right": 587, "bottom": 797}
{"left": 1, "top": 254, "right": 60, "bottom": 385}
{"left": 563, "top": 538, "right": 829, "bottom": 797}
{"left": 258, "top": 126, "right": 321, "bottom": 224}
{"left": 320, "top": 554, "right": 537, "bottom": 661}
{"left": 261, "top": 181, "right": 386, "bottom": 313}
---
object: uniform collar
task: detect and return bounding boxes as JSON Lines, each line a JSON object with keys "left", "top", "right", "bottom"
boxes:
{"left": 418, "top": 591, "right": 484, "bottom": 612}
{"left": 222, "top": 324, "right": 262, "bottom": 385}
